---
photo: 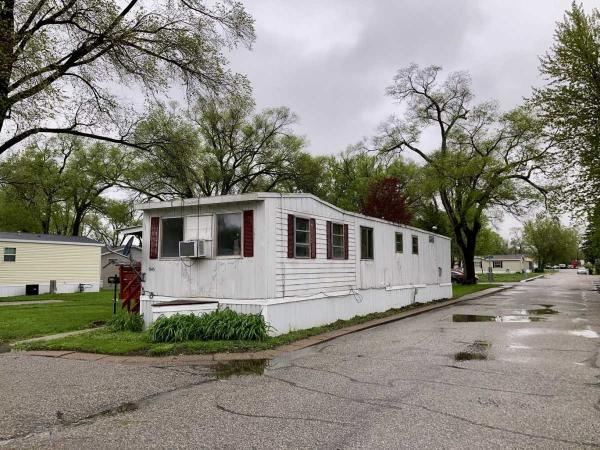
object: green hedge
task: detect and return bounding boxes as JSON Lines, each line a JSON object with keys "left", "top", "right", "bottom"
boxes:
{"left": 149, "top": 309, "right": 269, "bottom": 343}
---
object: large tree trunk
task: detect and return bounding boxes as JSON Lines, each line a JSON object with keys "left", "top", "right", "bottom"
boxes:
{"left": 0, "top": 0, "right": 15, "bottom": 137}
{"left": 71, "top": 210, "right": 85, "bottom": 236}
{"left": 455, "top": 226, "right": 480, "bottom": 285}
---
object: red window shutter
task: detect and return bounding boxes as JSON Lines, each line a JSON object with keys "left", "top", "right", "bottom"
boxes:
{"left": 310, "top": 218, "right": 316, "bottom": 259}
{"left": 326, "top": 221, "right": 332, "bottom": 259}
{"left": 149, "top": 217, "right": 160, "bottom": 259}
{"left": 287, "top": 214, "right": 295, "bottom": 258}
{"left": 243, "top": 210, "right": 254, "bottom": 257}
{"left": 344, "top": 224, "right": 349, "bottom": 259}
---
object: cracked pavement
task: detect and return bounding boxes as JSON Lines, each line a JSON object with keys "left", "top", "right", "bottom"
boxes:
{"left": 1, "top": 271, "right": 599, "bottom": 449}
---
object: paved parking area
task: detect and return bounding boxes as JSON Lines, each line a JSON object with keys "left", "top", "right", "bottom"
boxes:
{"left": 1, "top": 271, "right": 599, "bottom": 449}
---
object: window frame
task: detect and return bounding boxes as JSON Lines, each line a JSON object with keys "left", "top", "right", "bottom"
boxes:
{"left": 294, "top": 216, "right": 311, "bottom": 259}
{"left": 3, "top": 247, "right": 16, "bottom": 262}
{"left": 493, "top": 260, "right": 503, "bottom": 268}
{"left": 360, "top": 226, "right": 374, "bottom": 260}
{"left": 331, "top": 222, "right": 345, "bottom": 259}
{"left": 216, "top": 212, "right": 243, "bottom": 258}
{"left": 160, "top": 217, "right": 184, "bottom": 259}
{"left": 411, "top": 235, "right": 419, "bottom": 255}
{"left": 395, "top": 232, "right": 403, "bottom": 253}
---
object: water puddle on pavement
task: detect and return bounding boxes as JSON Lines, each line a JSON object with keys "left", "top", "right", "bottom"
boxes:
{"left": 213, "top": 359, "right": 269, "bottom": 379}
{"left": 452, "top": 314, "right": 545, "bottom": 323}
{"left": 454, "top": 340, "right": 490, "bottom": 361}
{"left": 569, "top": 330, "right": 599, "bottom": 339}
{"left": 453, "top": 305, "right": 558, "bottom": 323}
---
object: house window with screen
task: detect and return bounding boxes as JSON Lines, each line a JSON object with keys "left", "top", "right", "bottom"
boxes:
{"left": 3, "top": 247, "right": 16, "bottom": 262}
{"left": 217, "top": 213, "right": 242, "bottom": 256}
{"left": 412, "top": 235, "right": 419, "bottom": 255}
{"left": 161, "top": 218, "right": 183, "bottom": 257}
{"left": 395, "top": 232, "right": 403, "bottom": 253}
{"left": 332, "top": 223, "right": 345, "bottom": 259}
{"left": 361, "top": 226, "right": 374, "bottom": 259}
{"left": 493, "top": 260, "right": 503, "bottom": 268}
{"left": 295, "top": 217, "right": 310, "bottom": 258}
{"left": 429, "top": 235, "right": 435, "bottom": 243}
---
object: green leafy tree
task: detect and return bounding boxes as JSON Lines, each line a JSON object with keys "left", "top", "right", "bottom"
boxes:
{"left": 523, "top": 215, "right": 579, "bottom": 268}
{"left": 582, "top": 203, "right": 600, "bottom": 273}
{"left": 0, "top": 0, "right": 254, "bottom": 155}
{"left": 533, "top": 2, "right": 600, "bottom": 207}
{"left": 379, "top": 64, "right": 556, "bottom": 283}
{"left": 125, "top": 94, "right": 306, "bottom": 199}
{"left": 0, "top": 137, "right": 130, "bottom": 235}
{"left": 475, "top": 225, "right": 509, "bottom": 256}
{"left": 85, "top": 199, "right": 140, "bottom": 246}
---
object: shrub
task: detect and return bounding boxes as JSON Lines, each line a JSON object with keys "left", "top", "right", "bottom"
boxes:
{"left": 149, "top": 309, "right": 269, "bottom": 343}
{"left": 108, "top": 313, "right": 144, "bottom": 332}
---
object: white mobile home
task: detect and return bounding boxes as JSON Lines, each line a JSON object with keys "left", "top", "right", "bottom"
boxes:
{"left": 0, "top": 232, "right": 102, "bottom": 297}
{"left": 137, "top": 193, "right": 452, "bottom": 335}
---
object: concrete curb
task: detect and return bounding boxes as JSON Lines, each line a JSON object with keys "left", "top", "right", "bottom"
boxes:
{"left": 520, "top": 274, "right": 544, "bottom": 283}
{"left": 16, "top": 286, "right": 512, "bottom": 366}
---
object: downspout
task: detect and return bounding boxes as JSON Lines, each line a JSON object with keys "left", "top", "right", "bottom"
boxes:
{"left": 280, "top": 193, "right": 285, "bottom": 298}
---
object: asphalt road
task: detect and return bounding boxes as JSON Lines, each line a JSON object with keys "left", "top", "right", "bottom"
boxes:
{"left": 1, "top": 271, "right": 599, "bottom": 449}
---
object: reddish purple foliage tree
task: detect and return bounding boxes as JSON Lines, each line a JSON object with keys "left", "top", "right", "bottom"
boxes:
{"left": 360, "top": 177, "right": 412, "bottom": 224}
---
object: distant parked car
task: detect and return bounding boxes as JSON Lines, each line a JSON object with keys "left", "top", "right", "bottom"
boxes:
{"left": 577, "top": 267, "right": 588, "bottom": 275}
{"left": 451, "top": 270, "right": 479, "bottom": 284}
{"left": 559, "top": 264, "right": 566, "bottom": 269}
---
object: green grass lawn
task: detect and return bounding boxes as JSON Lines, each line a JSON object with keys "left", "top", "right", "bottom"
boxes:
{"left": 18, "top": 283, "right": 497, "bottom": 356}
{"left": 452, "top": 283, "right": 496, "bottom": 298}
{"left": 474, "top": 272, "right": 548, "bottom": 282}
{"left": 0, "top": 290, "right": 115, "bottom": 343}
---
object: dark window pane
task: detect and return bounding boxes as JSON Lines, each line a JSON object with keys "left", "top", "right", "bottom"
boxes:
{"left": 395, "top": 233, "right": 403, "bottom": 253}
{"left": 361, "top": 227, "right": 373, "bottom": 259}
{"left": 161, "top": 218, "right": 183, "bottom": 257}
{"left": 296, "top": 218, "right": 309, "bottom": 231}
{"left": 295, "top": 245, "right": 309, "bottom": 258}
{"left": 4, "top": 247, "right": 16, "bottom": 261}
{"left": 332, "top": 223, "right": 343, "bottom": 235}
{"left": 332, "top": 235, "right": 343, "bottom": 247}
{"left": 217, "top": 213, "right": 242, "bottom": 256}
{"left": 295, "top": 218, "right": 310, "bottom": 258}
{"left": 412, "top": 235, "right": 419, "bottom": 255}
{"left": 295, "top": 230, "right": 309, "bottom": 244}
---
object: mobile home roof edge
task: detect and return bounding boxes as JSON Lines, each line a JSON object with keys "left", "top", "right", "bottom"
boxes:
{"left": 135, "top": 192, "right": 452, "bottom": 241}
{"left": 0, "top": 232, "right": 103, "bottom": 246}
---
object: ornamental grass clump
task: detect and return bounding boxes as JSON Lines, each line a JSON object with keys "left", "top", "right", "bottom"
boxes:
{"left": 107, "top": 313, "right": 144, "bottom": 332}
{"left": 149, "top": 309, "right": 269, "bottom": 343}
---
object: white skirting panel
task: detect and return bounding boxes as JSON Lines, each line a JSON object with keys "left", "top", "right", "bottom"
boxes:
{"left": 140, "top": 283, "right": 453, "bottom": 335}
{"left": 0, "top": 281, "right": 100, "bottom": 298}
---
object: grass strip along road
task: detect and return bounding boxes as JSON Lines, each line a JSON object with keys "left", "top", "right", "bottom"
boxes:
{"left": 11, "top": 283, "right": 496, "bottom": 356}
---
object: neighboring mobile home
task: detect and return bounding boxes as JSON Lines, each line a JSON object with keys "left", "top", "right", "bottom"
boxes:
{"left": 0, "top": 232, "right": 103, "bottom": 297}
{"left": 101, "top": 245, "right": 142, "bottom": 288}
{"left": 476, "top": 254, "right": 534, "bottom": 273}
{"left": 137, "top": 193, "right": 452, "bottom": 335}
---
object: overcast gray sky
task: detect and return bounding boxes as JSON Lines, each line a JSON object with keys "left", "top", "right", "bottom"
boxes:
{"left": 227, "top": 0, "right": 598, "bottom": 237}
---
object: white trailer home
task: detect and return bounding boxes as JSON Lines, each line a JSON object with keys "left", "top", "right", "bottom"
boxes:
{"left": 137, "top": 193, "right": 452, "bottom": 335}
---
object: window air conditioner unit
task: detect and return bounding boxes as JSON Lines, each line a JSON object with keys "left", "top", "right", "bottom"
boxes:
{"left": 179, "top": 240, "right": 210, "bottom": 258}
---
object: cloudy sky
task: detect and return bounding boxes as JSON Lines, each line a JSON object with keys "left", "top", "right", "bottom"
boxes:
{"left": 227, "top": 0, "right": 598, "bottom": 236}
